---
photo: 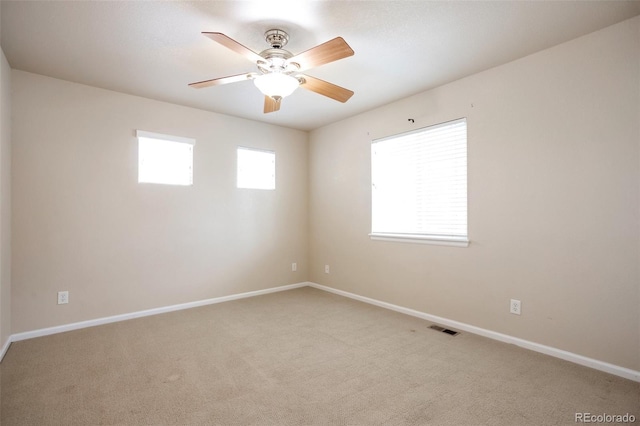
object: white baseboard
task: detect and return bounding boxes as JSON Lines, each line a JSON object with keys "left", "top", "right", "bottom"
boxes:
{"left": 308, "top": 282, "right": 640, "bottom": 383}
{"left": 4, "top": 280, "right": 639, "bottom": 383}
{"left": 0, "top": 336, "right": 11, "bottom": 361}
{"left": 9, "top": 282, "right": 308, "bottom": 344}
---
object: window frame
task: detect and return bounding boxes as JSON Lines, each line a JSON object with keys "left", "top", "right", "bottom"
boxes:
{"left": 369, "top": 118, "right": 469, "bottom": 247}
{"left": 136, "top": 130, "right": 195, "bottom": 186}
{"left": 236, "top": 146, "right": 276, "bottom": 190}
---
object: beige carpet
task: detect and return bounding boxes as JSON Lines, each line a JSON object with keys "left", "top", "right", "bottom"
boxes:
{"left": 1, "top": 286, "right": 638, "bottom": 425}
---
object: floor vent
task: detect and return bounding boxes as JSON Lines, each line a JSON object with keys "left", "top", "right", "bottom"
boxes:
{"left": 429, "top": 325, "right": 459, "bottom": 336}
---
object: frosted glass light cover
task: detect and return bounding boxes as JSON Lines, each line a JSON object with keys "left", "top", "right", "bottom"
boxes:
{"left": 254, "top": 73, "right": 299, "bottom": 98}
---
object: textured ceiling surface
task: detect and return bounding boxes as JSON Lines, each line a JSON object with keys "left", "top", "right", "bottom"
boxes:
{"left": 2, "top": 1, "right": 639, "bottom": 131}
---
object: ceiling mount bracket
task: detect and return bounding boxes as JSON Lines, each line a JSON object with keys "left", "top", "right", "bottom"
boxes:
{"left": 265, "top": 29, "right": 289, "bottom": 49}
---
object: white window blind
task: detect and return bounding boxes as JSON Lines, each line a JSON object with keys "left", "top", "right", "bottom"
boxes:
{"left": 371, "top": 118, "right": 468, "bottom": 245}
{"left": 137, "top": 130, "right": 194, "bottom": 186}
{"left": 237, "top": 147, "right": 275, "bottom": 190}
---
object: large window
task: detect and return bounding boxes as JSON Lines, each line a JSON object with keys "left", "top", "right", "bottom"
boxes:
{"left": 237, "top": 147, "right": 276, "bottom": 190}
{"left": 371, "top": 118, "right": 468, "bottom": 246}
{"left": 137, "top": 130, "right": 195, "bottom": 186}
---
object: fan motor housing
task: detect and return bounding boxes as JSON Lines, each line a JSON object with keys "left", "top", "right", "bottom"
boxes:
{"left": 257, "top": 48, "right": 299, "bottom": 74}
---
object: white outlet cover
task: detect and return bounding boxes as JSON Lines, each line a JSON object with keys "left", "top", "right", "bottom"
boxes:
{"left": 325, "top": 265, "right": 330, "bottom": 273}
{"left": 510, "top": 299, "right": 521, "bottom": 315}
{"left": 58, "top": 291, "right": 69, "bottom": 305}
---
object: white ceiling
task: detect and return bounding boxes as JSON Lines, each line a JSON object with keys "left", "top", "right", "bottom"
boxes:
{"left": 2, "top": 1, "right": 639, "bottom": 131}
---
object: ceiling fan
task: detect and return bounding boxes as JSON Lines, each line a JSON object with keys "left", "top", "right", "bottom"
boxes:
{"left": 189, "top": 29, "right": 355, "bottom": 113}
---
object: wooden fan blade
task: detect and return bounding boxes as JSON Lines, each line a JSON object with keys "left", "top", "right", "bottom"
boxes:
{"left": 264, "top": 96, "right": 281, "bottom": 113}
{"left": 299, "top": 75, "right": 354, "bottom": 103}
{"left": 188, "top": 73, "right": 256, "bottom": 89}
{"left": 202, "top": 32, "right": 264, "bottom": 63}
{"left": 289, "top": 37, "right": 354, "bottom": 71}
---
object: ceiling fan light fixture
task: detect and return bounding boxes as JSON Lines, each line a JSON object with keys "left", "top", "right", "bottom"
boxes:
{"left": 190, "top": 31, "right": 354, "bottom": 114}
{"left": 254, "top": 73, "right": 299, "bottom": 99}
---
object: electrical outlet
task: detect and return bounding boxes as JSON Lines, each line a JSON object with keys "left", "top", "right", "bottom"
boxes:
{"left": 510, "top": 299, "right": 521, "bottom": 315}
{"left": 324, "top": 265, "right": 330, "bottom": 274}
{"left": 291, "top": 262, "right": 297, "bottom": 272}
{"left": 58, "top": 291, "right": 69, "bottom": 305}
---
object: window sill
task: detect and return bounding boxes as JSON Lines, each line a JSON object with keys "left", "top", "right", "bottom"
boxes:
{"left": 369, "top": 233, "right": 469, "bottom": 247}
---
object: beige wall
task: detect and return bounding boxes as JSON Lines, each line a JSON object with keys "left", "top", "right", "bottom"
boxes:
{"left": 309, "top": 17, "right": 640, "bottom": 370}
{"left": 7, "top": 16, "right": 640, "bottom": 373}
{"left": 0, "top": 47, "right": 11, "bottom": 349}
{"left": 11, "top": 71, "right": 308, "bottom": 333}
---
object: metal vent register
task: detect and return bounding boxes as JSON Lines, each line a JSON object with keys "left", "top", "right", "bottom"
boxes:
{"left": 429, "top": 325, "right": 460, "bottom": 336}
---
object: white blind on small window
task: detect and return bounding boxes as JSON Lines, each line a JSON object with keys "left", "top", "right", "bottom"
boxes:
{"left": 371, "top": 118, "right": 467, "bottom": 240}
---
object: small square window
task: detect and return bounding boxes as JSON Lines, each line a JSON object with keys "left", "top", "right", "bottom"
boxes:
{"left": 237, "top": 147, "right": 275, "bottom": 190}
{"left": 137, "top": 130, "right": 194, "bottom": 186}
